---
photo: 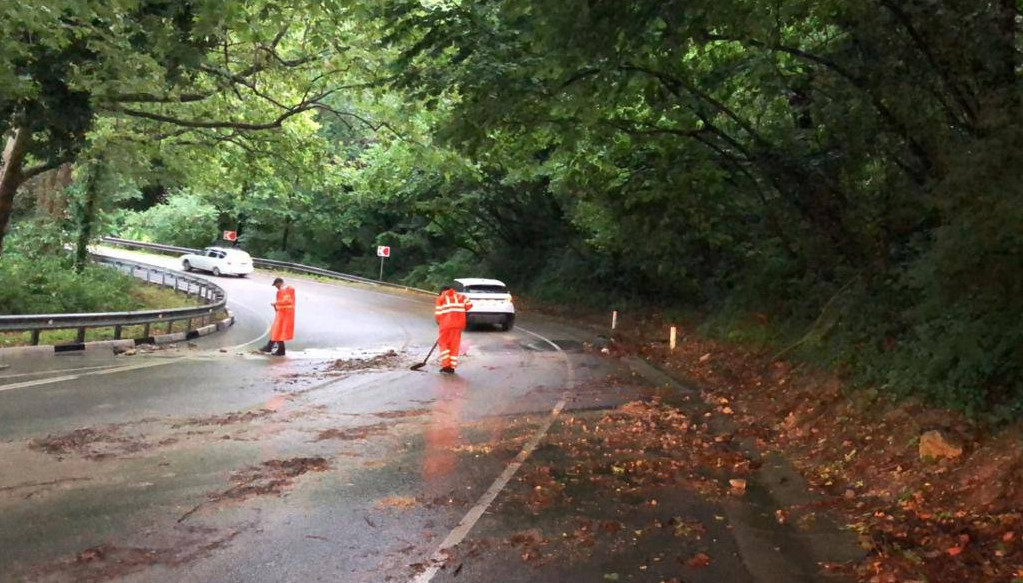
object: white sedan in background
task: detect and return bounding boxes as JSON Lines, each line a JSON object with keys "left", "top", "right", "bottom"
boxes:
{"left": 454, "top": 277, "right": 515, "bottom": 330}
{"left": 181, "top": 247, "right": 254, "bottom": 277}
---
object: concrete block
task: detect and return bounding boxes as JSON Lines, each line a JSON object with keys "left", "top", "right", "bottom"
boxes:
{"left": 84, "top": 339, "right": 136, "bottom": 352}
{"left": 0, "top": 345, "right": 57, "bottom": 359}
{"left": 153, "top": 331, "right": 187, "bottom": 345}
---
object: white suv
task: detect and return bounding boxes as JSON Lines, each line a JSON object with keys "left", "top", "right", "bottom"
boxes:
{"left": 181, "top": 247, "right": 254, "bottom": 277}
{"left": 454, "top": 278, "right": 515, "bottom": 331}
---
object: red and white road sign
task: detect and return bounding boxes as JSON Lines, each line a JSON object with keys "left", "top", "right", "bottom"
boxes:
{"left": 376, "top": 245, "right": 390, "bottom": 258}
{"left": 222, "top": 230, "right": 237, "bottom": 242}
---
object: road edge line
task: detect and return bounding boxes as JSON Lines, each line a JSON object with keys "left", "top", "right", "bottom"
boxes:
{"left": 409, "top": 326, "right": 575, "bottom": 583}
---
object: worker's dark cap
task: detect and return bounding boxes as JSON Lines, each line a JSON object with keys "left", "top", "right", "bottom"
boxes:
{"left": 438, "top": 285, "right": 452, "bottom": 293}
{"left": 272, "top": 277, "right": 284, "bottom": 286}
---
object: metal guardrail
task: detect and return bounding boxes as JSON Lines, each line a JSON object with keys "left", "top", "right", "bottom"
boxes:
{"left": 100, "top": 236, "right": 434, "bottom": 295}
{"left": 0, "top": 254, "right": 227, "bottom": 346}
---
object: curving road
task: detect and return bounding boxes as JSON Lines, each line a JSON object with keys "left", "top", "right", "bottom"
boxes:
{"left": 0, "top": 250, "right": 849, "bottom": 583}
{"left": 0, "top": 249, "right": 644, "bottom": 583}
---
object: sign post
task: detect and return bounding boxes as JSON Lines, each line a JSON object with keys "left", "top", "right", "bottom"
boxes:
{"left": 376, "top": 245, "right": 390, "bottom": 281}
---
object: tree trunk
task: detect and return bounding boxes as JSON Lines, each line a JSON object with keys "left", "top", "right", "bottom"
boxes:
{"left": 0, "top": 127, "right": 32, "bottom": 257}
{"left": 281, "top": 215, "right": 291, "bottom": 252}
{"left": 75, "top": 165, "right": 101, "bottom": 272}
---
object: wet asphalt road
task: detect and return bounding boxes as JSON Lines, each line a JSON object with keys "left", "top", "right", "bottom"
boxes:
{"left": 0, "top": 249, "right": 630, "bottom": 582}
{"left": 0, "top": 249, "right": 855, "bottom": 583}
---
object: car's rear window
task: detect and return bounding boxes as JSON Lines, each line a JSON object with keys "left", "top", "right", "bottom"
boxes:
{"left": 466, "top": 284, "right": 507, "bottom": 293}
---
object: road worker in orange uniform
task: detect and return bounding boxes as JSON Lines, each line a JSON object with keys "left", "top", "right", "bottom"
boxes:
{"left": 261, "top": 277, "right": 295, "bottom": 356}
{"left": 434, "top": 286, "right": 472, "bottom": 374}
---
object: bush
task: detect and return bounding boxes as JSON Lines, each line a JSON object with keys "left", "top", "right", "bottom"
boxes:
{"left": 0, "top": 254, "right": 141, "bottom": 315}
{"left": 120, "top": 192, "right": 219, "bottom": 248}
{"left": 0, "top": 221, "right": 181, "bottom": 315}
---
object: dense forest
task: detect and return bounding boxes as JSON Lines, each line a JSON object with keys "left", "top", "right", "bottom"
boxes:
{"left": 1, "top": 0, "right": 1020, "bottom": 416}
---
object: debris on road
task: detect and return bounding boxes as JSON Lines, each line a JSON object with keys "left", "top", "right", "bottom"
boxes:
{"left": 29, "top": 427, "right": 149, "bottom": 461}
{"left": 31, "top": 527, "right": 241, "bottom": 582}
{"left": 596, "top": 315, "right": 1023, "bottom": 583}
{"left": 315, "top": 422, "right": 392, "bottom": 441}
{"left": 328, "top": 349, "right": 402, "bottom": 372}
{"left": 179, "top": 456, "right": 330, "bottom": 522}
{"left": 376, "top": 495, "right": 418, "bottom": 510}
{"left": 373, "top": 408, "right": 430, "bottom": 420}
{"left": 173, "top": 409, "right": 273, "bottom": 428}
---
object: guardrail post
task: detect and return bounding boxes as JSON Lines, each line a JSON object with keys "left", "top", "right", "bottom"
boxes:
{"left": 76, "top": 327, "right": 86, "bottom": 343}
{"left": 30, "top": 330, "right": 41, "bottom": 346}
{"left": 114, "top": 324, "right": 122, "bottom": 340}
{"left": 166, "top": 321, "right": 173, "bottom": 334}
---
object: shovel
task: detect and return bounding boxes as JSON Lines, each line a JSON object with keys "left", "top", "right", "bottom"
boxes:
{"left": 409, "top": 341, "right": 438, "bottom": 371}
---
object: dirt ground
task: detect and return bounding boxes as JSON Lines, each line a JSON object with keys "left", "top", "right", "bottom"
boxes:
{"left": 586, "top": 314, "right": 1023, "bottom": 583}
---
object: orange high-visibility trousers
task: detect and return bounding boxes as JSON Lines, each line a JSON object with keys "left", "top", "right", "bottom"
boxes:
{"left": 438, "top": 328, "right": 462, "bottom": 369}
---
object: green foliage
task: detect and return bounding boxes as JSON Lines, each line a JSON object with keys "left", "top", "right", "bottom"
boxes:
{"left": 367, "top": 0, "right": 1023, "bottom": 415}
{"left": 3, "top": 0, "right": 1021, "bottom": 417}
{"left": 0, "top": 224, "right": 150, "bottom": 315}
{"left": 120, "top": 192, "right": 219, "bottom": 248}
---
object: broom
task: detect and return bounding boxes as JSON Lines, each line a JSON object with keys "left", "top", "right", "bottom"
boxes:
{"left": 409, "top": 341, "right": 438, "bottom": 371}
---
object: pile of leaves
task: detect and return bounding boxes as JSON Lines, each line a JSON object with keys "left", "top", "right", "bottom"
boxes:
{"left": 505, "top": 398, "right": 752, "bottom": 516}
{"left": 625, "top": 326, "right": 1023, "bottom": 583}
{"left": 29, "top": 427, "right": 149, "bottom": 461}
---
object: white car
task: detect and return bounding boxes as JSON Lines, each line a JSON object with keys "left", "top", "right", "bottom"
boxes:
{"left": 454, "top": 278, "right": 515, "bottom": 330}
{"left": 181, "top": 247, "right": 254, "bottom": 277}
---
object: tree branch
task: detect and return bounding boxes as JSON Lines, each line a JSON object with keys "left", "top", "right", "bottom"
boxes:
{"left": 21, "top": 158, "right": 69, "bottom": 182}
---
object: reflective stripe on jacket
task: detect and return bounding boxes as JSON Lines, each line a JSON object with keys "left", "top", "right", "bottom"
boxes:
{"left": 435, "top": 289, "right": 472, "bottom": 330}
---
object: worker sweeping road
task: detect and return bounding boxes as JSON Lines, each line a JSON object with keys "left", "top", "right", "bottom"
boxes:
{"left": 434, "top": 285, "right": 472, "bottom": 374}
{"left": 261, "top": 277, "right": 295, "bottom": 356}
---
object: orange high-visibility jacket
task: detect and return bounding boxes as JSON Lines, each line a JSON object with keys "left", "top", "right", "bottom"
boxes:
{"left": 435, "top": 289, "right": 472, "bottom": 330}
{"left": 270, "top": 285, "right": 295, "bottom": 341}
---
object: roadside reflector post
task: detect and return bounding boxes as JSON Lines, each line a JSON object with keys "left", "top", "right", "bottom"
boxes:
{"left": 611, "top": 310, "right": 618, "bottom": 331}
{"left": 670, "top": 326, "right": 677, "bottom": 351}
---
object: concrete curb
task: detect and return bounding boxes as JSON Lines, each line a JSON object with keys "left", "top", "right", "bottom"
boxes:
{"left": 0, "top": 309, "right": 235, "bottom": 360}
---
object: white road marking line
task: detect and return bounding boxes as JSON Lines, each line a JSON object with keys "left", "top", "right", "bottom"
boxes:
{"left": 409, "top": 326, "right": 575, "bottom": 583}
{"left": 0, "top": 358, "right": 186, "bottom": 393}
{"left": 218, "top": 296, "right": 273, "bottom": 351}
{"left": 0, "top": 287, "right": 274, "bottom": 394}
{"left": 0, "top": 363, "right": 125, "bottom": 380}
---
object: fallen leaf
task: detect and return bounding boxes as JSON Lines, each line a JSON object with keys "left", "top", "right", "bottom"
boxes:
{"left": 686, "top": 552, "right": 711, "bottom": 568}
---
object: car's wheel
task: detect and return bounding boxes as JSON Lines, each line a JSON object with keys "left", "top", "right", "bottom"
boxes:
{"left": 238, "top": 273, "right": 248, "bottom": 278}
{"left": 212, "top": 267, "right": 221, "bottom": 277}
{"left": 502, "top": 316, "right": 515, "bottom": 331}
{"left": 182, "top": 260, "right": 191, "bottom": 272}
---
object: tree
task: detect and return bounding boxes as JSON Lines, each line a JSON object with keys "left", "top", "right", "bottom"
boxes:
{"left": 0, "top": 0, "right": 390, "bottom": 254}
